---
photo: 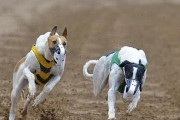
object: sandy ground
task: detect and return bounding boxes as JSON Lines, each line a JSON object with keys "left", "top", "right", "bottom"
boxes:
{"left": 0, "top": 0, "right": 180, "bottom": 120}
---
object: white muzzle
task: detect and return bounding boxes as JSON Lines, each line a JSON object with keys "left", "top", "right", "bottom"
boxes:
{"left": 53, "top": 44, "right": 66, "bottom": 65}
{"left": 123, "top": 79, "right": 138, "bottom": 100}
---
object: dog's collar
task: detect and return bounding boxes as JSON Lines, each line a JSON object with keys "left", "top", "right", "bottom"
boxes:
{"left": 31, "top": 45, "right": 55, "bottom": 68}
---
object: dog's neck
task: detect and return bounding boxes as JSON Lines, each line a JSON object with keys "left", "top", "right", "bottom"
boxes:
{"left": 44, "top": 42, "right": 54, "bottom": 61}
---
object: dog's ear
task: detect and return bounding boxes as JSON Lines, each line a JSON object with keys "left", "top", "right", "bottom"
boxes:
{"left": 139, "top": 59, "right": 142, "bottom": 64}
{"left": 62, "top": 27, "right": 67, "bottom": 39}
{"left": 119, "top": 60, "right": 131, "bottom": 68}
{"left": 140, "top": 84, "right": 142, "bottom": 91}
{"left": 50, "top": 26, "right": 57, "bottom": 36}
{"left": 139, "top": 59, "right": 145, "bottom": 73}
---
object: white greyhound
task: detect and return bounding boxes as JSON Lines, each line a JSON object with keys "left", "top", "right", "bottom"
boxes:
{"left": 9, "top": 26, "right": 67, "bottom": 120}
{"left": 83, "top": 46, "right": 148, "bottom": 119}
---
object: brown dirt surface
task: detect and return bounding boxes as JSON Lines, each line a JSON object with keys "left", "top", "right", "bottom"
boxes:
{"left": 0, "top": 0, "right": 180, "bottom": 120}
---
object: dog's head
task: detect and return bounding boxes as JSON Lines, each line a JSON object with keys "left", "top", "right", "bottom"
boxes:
{"left": 48, "top": 26, "right": 67, "bottom": 65}
{"left": 120, "top": 60, "right": 145, "bottom": 99}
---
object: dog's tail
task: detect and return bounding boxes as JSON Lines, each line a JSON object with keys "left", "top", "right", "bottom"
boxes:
{"left": 83, "top": 60, "right": 98, "bottom": 81}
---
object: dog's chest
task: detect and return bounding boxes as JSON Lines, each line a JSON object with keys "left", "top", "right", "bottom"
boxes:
{"left": 34, "top": 63, "right": 64, "bottom": 85}
{"left": 34, "top": 63, "right": 53, "bottom": 86}
{"left": 32, "top": 46, "right": 64, "bottom": 86}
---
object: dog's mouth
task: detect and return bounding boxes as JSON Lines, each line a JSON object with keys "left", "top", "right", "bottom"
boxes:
{"left": 125, "top": 79, "right": 141, "bottom": 95}
{"left": 49, "top": 44, "right": 66, "bottom": 65}
{"left": 123, "top": 79, "right": 140, "bottom": 100}
{"left": 123, "top": 79, "right": 142, "bottom": 100}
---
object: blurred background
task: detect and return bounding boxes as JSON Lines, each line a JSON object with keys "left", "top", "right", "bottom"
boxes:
{"left": 0, "top": 0, "right": 179, "bottom": 119}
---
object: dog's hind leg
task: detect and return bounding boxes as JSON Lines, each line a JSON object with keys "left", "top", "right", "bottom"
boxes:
{"left": 9, "top": 77, "right": 28, "bottom": 120}
{"left": 108, "top": 64, "right": 123, "bottom": 119}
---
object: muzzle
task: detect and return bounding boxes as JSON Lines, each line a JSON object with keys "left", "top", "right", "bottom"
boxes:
{"left": 50, "top": 44, "right": 66, "bottom": 65}
{"left": 123, "top": 79, "right": 141, "bottom": 100}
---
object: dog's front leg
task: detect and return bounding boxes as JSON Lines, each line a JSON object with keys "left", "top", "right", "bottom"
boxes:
{"left": 21, "top": 94, "right": 33, "bottom": 116}
{"left": 108, "top": 64, "right": 122, "bottom": 119}
{"left": 33, "top": 75, "right": 61, "bottom": 107}
{"left": 23, "top": 67, "right": 36, "bottom": 97}
{"left": 127, "top": 90, "right": 140, "bottom": 114}
{"left": 127, "top": 72, "right": 146, "bottom": 113}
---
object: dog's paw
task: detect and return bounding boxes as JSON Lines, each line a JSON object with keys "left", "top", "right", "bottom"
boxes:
{"left": 32, "top": 91, "right": 47, "bottom": 107}
{"left": 29, "top": 85, "right": 36, "bottom": 98}
{"left": 32, "top": 94, "right": 42, "bottom": 107}
{"left": 126, "top": 102, "right": 137, "bottom": 113}
{"left": 108, "top": 113, "right": 116, "bottom": 120}
{"left": 9, "top": 112, "right": 15, "bottom": 120}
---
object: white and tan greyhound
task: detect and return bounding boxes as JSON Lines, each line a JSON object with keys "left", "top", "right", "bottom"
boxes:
{"left": 9, "top": 26, "right": 67, "bottom": 120}
{"left": 83, "top": 46, "right": 148, "bottom": 119}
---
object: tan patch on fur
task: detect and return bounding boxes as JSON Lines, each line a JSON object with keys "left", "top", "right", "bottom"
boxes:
{"left": 48, "top": 35, "right": 67, "bottom": 50}
{"left": 60, "top": 36, "right": 67, "bottom": 48}
{"left": 60, "top": 36, "right": 67, "bottom": 43}
{"left": 14, "top": 57, "right": 26, "bottom": 72}
{"left": 48, "top": 35, "right": 60, "bottom": 48}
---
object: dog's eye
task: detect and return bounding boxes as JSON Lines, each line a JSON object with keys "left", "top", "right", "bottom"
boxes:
{"left": 125, "top": 71, "right": 132, "bottom": 78}
{"left": 126, "top": 71, "right": 131, "bottom": 76}
{"left": 63, "top": 42, "right": 66, "bottom": 46}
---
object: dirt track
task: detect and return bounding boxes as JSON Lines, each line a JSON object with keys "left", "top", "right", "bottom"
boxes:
{"left": 0, "top": 0, "right": 180, "bottom": 120}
